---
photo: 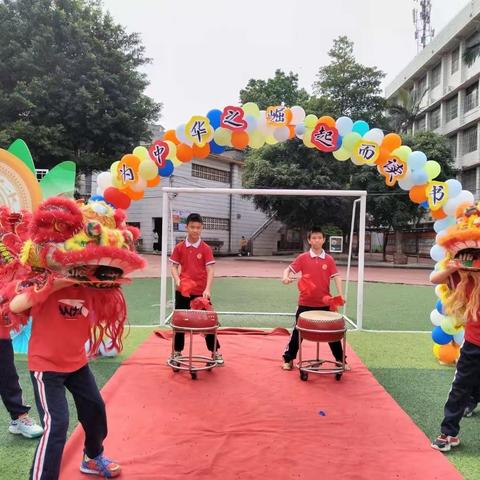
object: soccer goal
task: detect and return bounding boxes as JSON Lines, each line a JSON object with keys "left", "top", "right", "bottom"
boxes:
{"left": 159, "top": 187, "right": 367, "bottom": 330}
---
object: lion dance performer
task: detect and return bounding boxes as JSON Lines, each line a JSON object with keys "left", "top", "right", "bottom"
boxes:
{"left": 430, "top": 202, "right": 480, "bottom": 452}
{"left": 1, "top": 197, "right": 145, "bottom": 479}
{"left": 0, "top": 207, "right": 44, "bottom": 439}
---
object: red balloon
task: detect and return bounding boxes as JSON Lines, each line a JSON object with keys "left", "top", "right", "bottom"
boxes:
{"left": 104, "top": 187, "right": 131, "bottom": 210}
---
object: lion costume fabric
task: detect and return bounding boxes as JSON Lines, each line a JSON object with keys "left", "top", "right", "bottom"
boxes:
{"left": 0, "top": 197, "right": 145, "bottom": 353}
{"left": 437, "top": 202, "right": 480, "bottom": 326}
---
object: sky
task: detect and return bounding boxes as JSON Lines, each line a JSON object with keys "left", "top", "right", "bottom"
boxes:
{"left": 101, "top": 0, "right": 470, "bottom": 128}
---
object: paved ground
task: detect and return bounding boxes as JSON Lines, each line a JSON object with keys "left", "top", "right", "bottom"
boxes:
{"left": 131, "top": 254, "right": 433, "bottom": 286}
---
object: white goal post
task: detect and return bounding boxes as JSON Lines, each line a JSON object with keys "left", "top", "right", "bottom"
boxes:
{"left": 160, "top": 187, "right": 367, "bottom": 329}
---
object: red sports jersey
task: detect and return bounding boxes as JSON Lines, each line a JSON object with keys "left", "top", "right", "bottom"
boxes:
{"left": 170, "top": 239, "right": 215, "bottom": 296}
{"left": 289, "top": 250, "right": 339, "bottom": 307}
{"left": 28, "top": 286, "right": 91, "bottom": 372}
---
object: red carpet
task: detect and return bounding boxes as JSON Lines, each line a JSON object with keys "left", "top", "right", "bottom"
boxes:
{"left": 60, "top": 329, "right": 461, "bottom": 480}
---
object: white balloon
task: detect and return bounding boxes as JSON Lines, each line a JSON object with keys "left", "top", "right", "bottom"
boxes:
{"left": 430, "top": 244, "right": 446, "bottom": 262}
{"left": 336, "top": 116, "right": 353, "bottom": 136}
{"left": 430, "top": 309, "right": 444, "bottom": 326}
{"left": 257, "top": 111, "right": 268, "bottom": 135}
{"left": 96, "top": 171, "right": 112, "bottom": 189}
{"left": 453, "top": 329, "right": 465, "bottom": 345}
{"left": 245, "top": 115, "right": 258, "bottom": 133}
{"left": 398, "top": 172, "right": 415, "bottom": 191}
{"left": 290, "top": 106, "right": 306, "bottom": 125}
{"left": 444, "top": 190, "right": 475, "bottom": 216}
{"left": 176, "top": 124, "right": 187, "bottom": 142}
{"left": 445, "top": 179, "right": 462, "bottom": 198}
{"left": 363, "top": 128, "right": 384, "bottom": 144}
{"left": 273, "top": 126, "right": 290, "bottom": 142}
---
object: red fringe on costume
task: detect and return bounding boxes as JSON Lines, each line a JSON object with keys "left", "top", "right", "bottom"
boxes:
{"left": 86, "top": 287, "right": 127, "bottom": 355}
{"left": 0, "top": 281, "right": 30, "bottom": 332}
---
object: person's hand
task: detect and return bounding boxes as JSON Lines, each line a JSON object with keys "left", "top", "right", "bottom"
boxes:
{"left": 282, "top": 276, "right": 293, "bottom": 285}
{"left": 175, "top": 278, "right": 181, "bottom": 288}
{"left": 202, "top": 289, "right": 211, "bottom": 299}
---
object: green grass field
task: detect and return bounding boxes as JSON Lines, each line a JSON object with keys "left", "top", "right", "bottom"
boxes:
{"left": 1, "top": 279, "right": 478, "bottom": 479}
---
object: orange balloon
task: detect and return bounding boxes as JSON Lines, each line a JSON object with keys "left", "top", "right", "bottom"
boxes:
{"left": 288, "top": 125, "right": 295, "bottom": 138}
{"left": 123, "top": 187, "right": 144, "bottom": 200}
{"left": 231, "top": 131, "right": 249, "bottom": 150}
{"left": 192, "top": 143, "right": 211, "bottom": 159}
{"left": 147, "top": 176, "right": 161, "bottom": 187}
{"left": 163, "top": 129, "right": 180, "bottom": 145}
{"left": 409, "top": 184, "right": 428, "bottom": 203}
{"left": 375, "top": 147, "right": 392, "bottom": 165}
{"left": 438, "top": 343, "right": 459, "bottom": 364}
{"left": 381, "top": 133, "right": 402, "bottom": 152}
{"left": 285, "top": 109, "right": 293, "bottom": 125}
{"left": 318, "top": 116, "right": 336, "bottom": 128}
{"left": 431, "top": 208, "right": 447, "bottom": 220}
{"left": 176, "top": 144, "right": 194, "bottom": 163}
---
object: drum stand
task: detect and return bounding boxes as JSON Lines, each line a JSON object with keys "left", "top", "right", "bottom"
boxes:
{"left": 297, "top": 326, "right": 347, "bottom": 382}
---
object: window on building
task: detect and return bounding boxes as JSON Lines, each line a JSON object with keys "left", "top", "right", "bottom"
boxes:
{"left": 191, "top": 163, "right": 231, "bottom": 183}
{"left": 466, "top": 31, "right": 480, "bottom": 67}
{"left": 451, "top": 47, "right": 460, "bottom": 73}
{"left": 431, "top": 63, "right": 441, "bottom": 88}
{"left": 449, "top": 135, "right": 457, "bottom": 159}
{"left": 462, "top": 124, "right": 478, "bottom": 154}
{"left": 417, "top": 75, "right": 427, "bottom": 94}
{"left": 462, "top": 168, "right": 477, "bottom": 195}
{"left": 415, "top": 115, "right": 426, "bottom": 131}
{"left": 202, "top": 216, "right": 230, "bottom": 231}
{"left": 430, "top": 107, "right": 441, "bottom": 129}
{"left": 35, "top": 169, "right": 49, "bottom": 181}
{"left": 446, "top": 95, "right": 458, "bottom": 121}
{"left": 464, "top": 83, "right": 479, "bottom": 113}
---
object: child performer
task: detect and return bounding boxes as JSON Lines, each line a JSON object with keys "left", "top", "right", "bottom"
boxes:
{"left": 281, "top": 226, "right": 347, "bottom": 371}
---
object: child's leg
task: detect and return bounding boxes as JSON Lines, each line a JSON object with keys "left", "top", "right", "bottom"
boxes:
{"left": 283, "top": 306, "right": 307, "bottom": 362}
{"left": 173, "top": 291, "right": 191, "bottom": 352}
{"left": 29, "top": 371, "right": 69, "bottom": 480}
{"left": 65, "top": 365, "right": 107, "bottom": 459}
{"left": 440, "top": 341, "right": 480, "bottom": 437}
{"left": 328, "top": 341, "right": 344, "bottom": 363}
{"left": 205, "top": 334, "right": 220, "bottom": 352}
{"left": 0, "top": 338, "right": 30, "bottom": 420}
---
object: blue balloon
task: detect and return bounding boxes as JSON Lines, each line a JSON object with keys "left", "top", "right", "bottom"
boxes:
{"left": 407, "top": 151, "right": 427, "bottom": 170}
{"left": 419, "top": 201, "right": 429, "bottom": 208}
{"left": 434, "top": 217, "right": 456, "bottom": 233}
{"left": 412, "top": 169, "right": 428, "bottom": 184}
{"left": 336, "top": 135, "right": 343, "bottom": 149}
{"left": 206, "top": 109, "right": 222, "bottom": 129}
{"left": 435, "top": 299, "right": 444, "bottom": 315}
{"left": 295, "top": 124, "right": 305, "bottom": 136}
{"left": 453, "top": 329, "right": 465, "bottom": 345}
{"left": 432, "top": 326, "right": 454, "bottom": 345}
{"left": 90, "top": 194, "right": 105, "bottom": 202}
{"left": 351, "top": 120, "right": 369, "bottom": 136}
{"left": 209, "top": 140, "right": 225, "bottom": 154}
{"left": 158, "top": 160, "right": 174, "bottom": 177}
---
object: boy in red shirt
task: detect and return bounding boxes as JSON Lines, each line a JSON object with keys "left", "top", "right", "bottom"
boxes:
{"left": 170, "top": 213, "right": 223, "bottom": 365}
{"left": 281, "top": 227, "right": 346, "bottom": 370}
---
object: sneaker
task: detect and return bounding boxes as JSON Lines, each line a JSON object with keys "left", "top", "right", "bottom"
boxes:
{"left": 8, "top": 414, "right": 43, "bottom": 439}
{"left": 431, "top": 434, "right": 460, "bottom": 452}
{"left": 282, "top": 360, "right": 293, "bottom": 371}
{"left": 344, "top": 363, "right": 351, "bottom": 371}
{"left": 464, "top": 405, "right": 476, "bottom": 418}
{"left": 80, "top": 453, "right": 121, "bottom": 478}
{"left": 213, "top": 353, "right": 224, "bottom": 366}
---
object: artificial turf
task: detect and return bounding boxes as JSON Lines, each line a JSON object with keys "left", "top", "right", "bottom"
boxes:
{"left": 1, "top": 279, "right": 477, "bottom": 479}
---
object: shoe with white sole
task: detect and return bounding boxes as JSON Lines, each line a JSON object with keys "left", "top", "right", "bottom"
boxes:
{"left": 9, "top": 414, "right": 43, "bottom": 439}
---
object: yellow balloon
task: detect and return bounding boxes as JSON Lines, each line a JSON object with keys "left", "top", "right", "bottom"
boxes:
{"left": 248, "top": 131, "right": 266, "bottom": 149}
{"left": 165, "top": 141, "right": 177, "bottom": 160}
{"left": 265, "top": 134, "right": 278, "bottom": 145}
{"left": 171, "top": 156, "right": 183, "bottom": 167}
{"left": 110, "top": 161, "right": 122, "bottom": 187}
{"left": 213, "top": 128, "right": 232, "bottom": 146}
{"left": 433, "top": 343, "right": 441, "bottom": 359}
{"left": 242, "top": 102, "right": 260, "bottom": 117}
{"left": 303, "top": 129, "right": 314, "bottom": 148}
{"left": 333, "top": 147, "right": 351, "bottom": 161}
{"left": 392, "top": 146, "right": 412, "bottom": 163}
{"left": 139, "top": 159, "right": 159, "bottom": 181}
{"left": 132, "top": 146, "right": 149, "bottom": 161}
{"left": 304, "top": 114, "right": 318, "bottom": 129}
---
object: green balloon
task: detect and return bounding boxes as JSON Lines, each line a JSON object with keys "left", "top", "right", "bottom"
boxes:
{"left": 342, "top": 132, "right": 361, "bottom": 152}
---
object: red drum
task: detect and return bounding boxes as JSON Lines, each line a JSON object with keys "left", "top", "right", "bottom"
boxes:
{"left": 297, "top": 311, "right": 345, "bottom": 342}
{"left": 171, "top": 309, "right": 218, "bottom": 329}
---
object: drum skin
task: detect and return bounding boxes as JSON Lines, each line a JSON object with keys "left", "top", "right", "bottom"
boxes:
{"left": 171, "top": 310, "right": 218, "bottom": 329}
{"left": 297, "top": 311, "right": 345, "bottom": 342}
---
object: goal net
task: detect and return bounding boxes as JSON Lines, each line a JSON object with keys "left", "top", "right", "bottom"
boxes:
{"left": 155, "top": 187, "right": 367, "bottom": 331}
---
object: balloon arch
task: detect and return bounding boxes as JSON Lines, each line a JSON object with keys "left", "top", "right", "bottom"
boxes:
{"left": 95, "top": 103, "right": 473, "bottom": 364}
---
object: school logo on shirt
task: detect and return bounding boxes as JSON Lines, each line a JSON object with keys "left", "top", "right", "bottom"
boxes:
{"left": 322, "top": 264, "right": 328, "bottom": 270}
{"left": 58, "top": 299, "right": 89, "bottom": 319}
{"left": 197, "top": 253, "right": 203, "bottom": 259}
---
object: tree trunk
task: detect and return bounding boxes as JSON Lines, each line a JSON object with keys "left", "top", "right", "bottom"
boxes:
{"left": 382, "top": 231, "right": 389, "bottom": 262}
{"left": 393, "top": 230, "right": 408, "bottom": 264}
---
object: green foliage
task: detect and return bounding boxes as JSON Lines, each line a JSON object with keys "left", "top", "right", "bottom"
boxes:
{"left": 313, "top": 36, "right": 387, "bottom": 126}
{"left": 239, "top": 69, "right": 310, "bottom": 110}
{"left": 0, "top": 0, "right": 161, "bottom": 171}
{"left": 387, "top": 87, "right": 428, "bottom": 134}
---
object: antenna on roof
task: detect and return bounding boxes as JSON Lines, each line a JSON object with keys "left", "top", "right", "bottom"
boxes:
{"left": 413, "top": 0, "right": 435, "bottom": 51}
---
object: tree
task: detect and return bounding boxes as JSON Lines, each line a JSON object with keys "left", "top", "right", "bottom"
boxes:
{"left": 313, "top": 36, "right": 387, "bottom": 127}
{"left": 239, "top": 69, "right": 310, "bottom": 110}
{"left": 350, "top": 131, "right": 457, "bottom": 260}
{"left": 0, "top": 0, "right": 161, "bottom": 171}
{"left": 387, "top": 87, "right": 428, "bottom": 134}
